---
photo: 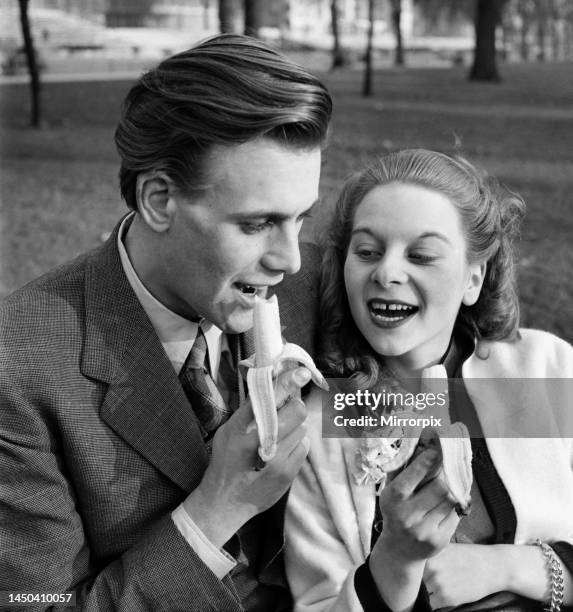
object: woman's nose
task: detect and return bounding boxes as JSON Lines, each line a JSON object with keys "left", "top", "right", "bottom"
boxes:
{"left": 370, "top": 254, "right": 408, "bottom": 287}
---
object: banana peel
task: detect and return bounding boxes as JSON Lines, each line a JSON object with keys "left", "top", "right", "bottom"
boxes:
{"left": 240, "top": 295, "right": 328, "bottom": 462}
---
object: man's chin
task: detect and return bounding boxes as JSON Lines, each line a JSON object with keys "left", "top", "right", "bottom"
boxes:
{"left": 218, "top": 310, "right": 255, "bottom": 335}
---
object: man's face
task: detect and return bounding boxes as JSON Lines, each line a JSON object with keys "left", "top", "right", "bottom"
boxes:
{"left": 150, "top": 139, "right": 322, "bottom": 332}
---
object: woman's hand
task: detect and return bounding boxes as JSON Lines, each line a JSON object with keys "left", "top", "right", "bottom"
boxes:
{"left": 368, "top": 448, "right": 460, "bottom": 612}
{"left": 424, "top": 544, "right": 504, "bottom": 608}
{"left": 375, "top": 447, "right": 460, "bottom": 564}
{"left": 425, "top": 543, "right": 573, "bottom": 609}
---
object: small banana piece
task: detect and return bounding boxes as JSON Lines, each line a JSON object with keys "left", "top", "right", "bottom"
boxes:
{"left": 418, "top": 365, "right": 472, "bottom": 514}
{"left": 241, "top": 295, "right": 328, "bottom": 462}
{"left": 412, "top": 423, "right": 473, "bottom": 515}
{"left": 371, "top": 365, "right": 472, "bottom": 514}
{"left": 370, "top": 365, "right": 450, "bottom": 473}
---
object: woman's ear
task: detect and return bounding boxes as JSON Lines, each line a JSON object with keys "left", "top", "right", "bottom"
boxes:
{"left": 462, "top": 262, "right": 486, "bottom": 306}
{"left": 136, "top": 172, "right": 175, "bottom": 233}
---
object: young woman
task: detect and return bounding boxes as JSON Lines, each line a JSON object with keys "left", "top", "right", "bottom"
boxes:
{"left": 286, "top": 149, "right": 573, "bottom": 612}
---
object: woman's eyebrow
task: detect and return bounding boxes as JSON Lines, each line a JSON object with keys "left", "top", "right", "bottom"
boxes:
{"left": 417, "top": 231, "right": 452, "bottom": 245}
{"left": 350, "top": 227, "right": 378, "bottom": 238}
{"left": 350, "top": 228, "right": 452, "bottom": 246}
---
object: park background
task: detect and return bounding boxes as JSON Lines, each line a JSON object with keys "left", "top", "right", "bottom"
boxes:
{"left": 1, "top": 0, "right": 572, "bottom": 343}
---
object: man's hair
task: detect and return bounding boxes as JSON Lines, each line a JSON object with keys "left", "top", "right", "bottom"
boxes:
{"left": 114, "top": 34, "right": 333, "bottom": 209}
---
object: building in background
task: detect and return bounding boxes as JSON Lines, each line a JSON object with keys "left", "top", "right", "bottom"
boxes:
{"left": 104, "top": 0, "right": 215, "bottom": 30}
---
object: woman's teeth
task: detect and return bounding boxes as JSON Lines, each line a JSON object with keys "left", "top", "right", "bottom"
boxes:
{"left": 370, "top": 302, "right": 417, "bottom": 320}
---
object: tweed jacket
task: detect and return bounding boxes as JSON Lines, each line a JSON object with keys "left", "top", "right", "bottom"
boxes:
{"left": 285, "top": 330, "right": 573, "bottom": 612}
{"left": 0, "top": 223, "right": 321, "bottom": 612}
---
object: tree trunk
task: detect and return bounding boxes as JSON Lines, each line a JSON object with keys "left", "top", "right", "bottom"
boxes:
{"left": 469, "top": 0, "right": 504, "bottom": 82}
{"left": 519, "top": 19, "right": 530, "bottom": 61}
{"left": 534, "top": 0, "right": 549, "bottom": 61}
{"left": 362, "top": 0, "right": 375, "bottom": 97}
{"left": 244, "top": 0, "right": 264, "bottom": 38}
{"left": 330, "top": 0, "right": 346, "bottom": 69}
{"left": 536, "top": 18, "right": 546, "bottom": 60}
{"left": 203, "top": 0, "right": 211, "bottom": 30}
{"left": 219, "top": 0, "right": 236, "bottom": 33}
{"left": 18, "top": 0, "right": 41, "bottom": 127}
{"left": 390, "top": 0, "right": 405, "bottom": 66}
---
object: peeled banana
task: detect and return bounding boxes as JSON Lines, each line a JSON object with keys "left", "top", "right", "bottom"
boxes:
{"left": 241, "top": 295, "right": 328, "bottom": 462}
{"left": 364, "top": 364, "right": 473, "bottom": 514}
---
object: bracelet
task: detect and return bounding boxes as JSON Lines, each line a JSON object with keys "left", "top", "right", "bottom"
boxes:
{"left": 535, "top": 539, "right": 565, "bottom": 612}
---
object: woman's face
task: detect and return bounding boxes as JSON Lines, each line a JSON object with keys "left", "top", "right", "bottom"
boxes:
{"left": 344, "top": 182, "right": 485, "bottom": 375}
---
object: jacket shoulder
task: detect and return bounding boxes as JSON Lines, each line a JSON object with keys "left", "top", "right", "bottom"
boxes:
{"left": 274, "top": 242, "right": 321, "bottom": 356}
{"left": 466, "top": 328, "right": 573, "bottom": 378}
{"left": 0, "top": 248, "right": 98, "bottom": 350}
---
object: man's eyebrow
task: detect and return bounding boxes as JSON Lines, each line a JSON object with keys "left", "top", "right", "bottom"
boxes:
{"left": 303, "top": 198, "right": 321, "bottom": 216}
{"left": 228, "top": 198, "right": 321, "bottom": 221}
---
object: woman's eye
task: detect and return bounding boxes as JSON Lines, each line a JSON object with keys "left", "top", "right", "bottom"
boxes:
{"left": 355, "top": 249, "right": 380, "bottom": 260}
{"left": 409, "top": 252, "right": 436, "bottom": 264}
{"left": 240, "top": 220, "right": 274, "bottom": 235}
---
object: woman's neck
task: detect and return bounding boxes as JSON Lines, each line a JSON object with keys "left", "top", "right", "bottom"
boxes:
{"left": 382, "top": 338, "right": 453, "bottom": 381}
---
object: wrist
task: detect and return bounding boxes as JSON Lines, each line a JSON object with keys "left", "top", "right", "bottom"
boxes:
{"left": 485, "top": 545, "right": 515, "bottom": 593}
{"left": 494, "top": 544, "right": 548, "bottom": 597}
{"left": 374, "top": 532, "right": 433, "bottom": 568}
{"left": 183, "top": 486, "right": 251, "bottom": 548}
{"left": 370, "top": 536, "right": 426, "bottom": 600}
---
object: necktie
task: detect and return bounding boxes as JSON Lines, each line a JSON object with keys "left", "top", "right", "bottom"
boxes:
{"left": 179, "top": 327, "right": 232, "bottom": 439}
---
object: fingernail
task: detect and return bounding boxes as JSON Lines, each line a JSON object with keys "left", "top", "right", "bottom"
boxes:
{"left": 246, "top": 420, "right": 257, "bottom": 434}
{"left": 294, "top": 368, "right": 311, "bottom": 386}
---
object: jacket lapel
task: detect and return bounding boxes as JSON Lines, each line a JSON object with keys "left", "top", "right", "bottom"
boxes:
{"left": 80, "top": 222, "right": 208, "bottom": 493}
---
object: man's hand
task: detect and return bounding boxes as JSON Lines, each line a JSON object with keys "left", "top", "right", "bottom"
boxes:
{"left": 183, "top": 366, "right": 312, "bottom": 548}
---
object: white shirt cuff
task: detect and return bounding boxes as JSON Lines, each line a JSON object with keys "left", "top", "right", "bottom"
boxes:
{"left": 172, "top": 504, "right": 237, "bottom": 579}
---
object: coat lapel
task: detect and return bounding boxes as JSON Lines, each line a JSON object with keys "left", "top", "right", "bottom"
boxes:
{"left": 80, "top": 223, "right": 208, "bottom": 493}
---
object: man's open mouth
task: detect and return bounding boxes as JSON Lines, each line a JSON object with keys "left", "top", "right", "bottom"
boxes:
{"left": 235, "top": 283, "right": 260, "bottom": 296}
{"left": 368, "top": 299, "right": 418, "bottom": 322}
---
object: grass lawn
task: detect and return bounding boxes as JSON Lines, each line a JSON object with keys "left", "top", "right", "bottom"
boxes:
{"left": 1, "top": 59, "right": 572, "bottom": 342}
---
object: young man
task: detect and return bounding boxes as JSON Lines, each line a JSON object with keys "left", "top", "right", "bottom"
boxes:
{"left": 0, "top": 34, "right": 332, "bottom": 611}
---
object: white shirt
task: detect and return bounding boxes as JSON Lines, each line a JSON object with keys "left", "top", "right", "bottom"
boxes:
{"left": 117, "top": 213, "right": 236, "bottom": 579}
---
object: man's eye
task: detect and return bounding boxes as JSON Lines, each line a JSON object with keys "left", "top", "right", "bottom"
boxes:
{"left": 240, "top": 220, "right": 274, "bottom": 235}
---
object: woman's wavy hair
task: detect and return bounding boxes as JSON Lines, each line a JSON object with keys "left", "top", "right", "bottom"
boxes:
{"left": 114, "top": 34, "right": 333, "bottom": 209}
{"left": 320, "top": 148, "right": 525, "bottom": 384}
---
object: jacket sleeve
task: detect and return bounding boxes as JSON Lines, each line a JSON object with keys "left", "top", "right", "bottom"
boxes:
{"left": 285, "top": 447, "right": 430, "bottom": 612}
{"left": 0, "top": 370, "right": 243, "bottom": 612}
{"left": 285, "top": 452, "right": 365, "bottom": 612}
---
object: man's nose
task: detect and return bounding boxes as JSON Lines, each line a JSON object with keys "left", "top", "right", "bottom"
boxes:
{"left": 262, "top": 225, "right": 301, "bottom": 275}
{"left": 370, "top": 253, "right": 408, "bottom": 287}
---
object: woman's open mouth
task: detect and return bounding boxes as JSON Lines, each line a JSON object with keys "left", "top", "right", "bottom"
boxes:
{"left": 368, "top": 299, "right": 418, "bottom": 327}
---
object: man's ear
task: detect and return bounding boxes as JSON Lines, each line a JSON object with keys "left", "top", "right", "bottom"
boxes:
{"left": 136, "top": 172, "right": 175, "bottom": 233}
{"left": 462, "top": 261, "right": 486, "bottom": 306}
